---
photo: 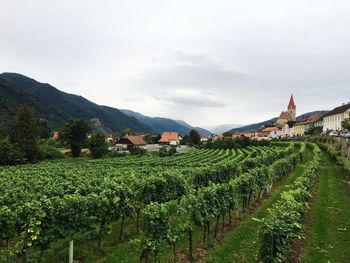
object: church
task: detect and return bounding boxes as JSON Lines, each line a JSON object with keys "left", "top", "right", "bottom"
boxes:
{"left": 276, "top": 95, "right": 296, "bottom": 127}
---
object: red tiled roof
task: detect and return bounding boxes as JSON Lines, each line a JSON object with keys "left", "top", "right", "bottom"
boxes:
{"left": 295, "top": 113, "right": 324, "bottom": 126}
{"left": 242, "top": 133, "right": 255, "bottom": 138}
{"left": 123, "top": 135, "right": 146, "bottom": 145}
{"left": 278, "top": 111, "right": 292, "bottom": 120}
{"left": 159, "top": 132, "right": 179, "bottom": 143}
{"left": 261, "top": 127, "right": 281, "bottom": 133}
{"left": 288, "top": 94, "right": 296, "bottom": 109}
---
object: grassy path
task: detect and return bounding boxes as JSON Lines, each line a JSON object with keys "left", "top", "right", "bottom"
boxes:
{"left": 300, "top": 156, "right": 350, "bottom": 263}
{"left": 206, "top": 164, "right": 308, "bottom": 263}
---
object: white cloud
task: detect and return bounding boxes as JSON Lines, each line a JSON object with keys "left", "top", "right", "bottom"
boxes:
{"left": 0, "top": 0, "right": 349, "bottom": 127}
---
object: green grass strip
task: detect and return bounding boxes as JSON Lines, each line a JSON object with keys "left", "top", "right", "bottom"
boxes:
{"left": 301, "top": 156, "right": 350, "bottom": 263}
{"left": 206, "top": 164, "right": 309, "bottom": 263}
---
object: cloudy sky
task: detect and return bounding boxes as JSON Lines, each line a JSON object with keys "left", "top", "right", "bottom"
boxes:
{"left": 1, "top": 0, "right": 349, "bottom": 127}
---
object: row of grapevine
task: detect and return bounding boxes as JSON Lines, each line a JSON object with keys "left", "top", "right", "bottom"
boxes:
{"left": 0, "top": 146, "right": 276, "bottom": 261}
{"left": 258, "top": 143, "right": 321, "bottom": 263}
{"left": 137, "top": 143, "right": 305, "bottom": 262}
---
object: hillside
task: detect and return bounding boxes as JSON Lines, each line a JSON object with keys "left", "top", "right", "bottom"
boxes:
{"left": 228, "top": 111, "right": 329, "bottom": 133}
{"left": 207, "top": 123, "right": 243, "bottom": 134}
{"left": 120, "top": 109, "right": 211, "bottom": 136}
{"left": 0, "top": 73, "right": 154, "bottom": 134}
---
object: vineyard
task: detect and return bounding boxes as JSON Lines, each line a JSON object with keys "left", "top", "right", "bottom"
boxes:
{"left": 0, "top": 141, "right": 349, "bottom": 263}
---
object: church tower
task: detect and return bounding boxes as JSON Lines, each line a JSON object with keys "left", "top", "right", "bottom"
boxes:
{"left": 287, "top": 94, "right": 296, "bottom": 121}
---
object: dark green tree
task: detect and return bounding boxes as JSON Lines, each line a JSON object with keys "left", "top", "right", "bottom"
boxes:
{"left": 342, "top": 119, "right": 350, "bottom": 130}
{"left": 38, "top": 119, "right": 52, "bottom": 139}
{"left": 121, "top": 128, "right": 134, "bottom": 137}
{"left": 11, "top": 105, "right": 39, "bottom": 161}
{"left": 180, "top": 135, "right": 190, "bottom": 145}
{"left": 0, "top": 136, "right": 25, "bottom": 165}
{"left": 88, "top": 132, "right": 108, "bottom": 159}
{"left": 60, "top": 119, "right": 91, "bottom": 157}
{"left": 222, "top": 131, "right": 232, "bottom": 137}
{"left": 189, "top": 129, "right": 201, "bottom": 145}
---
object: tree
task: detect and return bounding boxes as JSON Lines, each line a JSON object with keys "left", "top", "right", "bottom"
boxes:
{"left": 121, "top": 128, "right": 134, "bottom": 137}
{"left": 11, "top": 105, "right": 39, "bottom": 161}
{"left": 144, "top": 134, "right": 158, "bottom": 144}
{"left": 60, "top": 119, "right": 91, "bottom": 157}
{"left": 38, "top": 119, "right": 52, "bottom": 139}
{"left": 0, "top": 136, "right": 25, "bottom": 165}
{"left": 222, "top": 131, "right": 232, "bottom": 137}
{"left": 88, "top": 132, "right": 108, "bottom": 159}
{"left": 181, "top": 135, "right": 190, "bottom": 145}
{"left": 189, "top": 129, "right": 200, "bottom": 145}
{"left": 129, "top": 146, "right": 147, "bottom": 156}
{"left": 342, "top": 119, "right": 350, "bottom": 131}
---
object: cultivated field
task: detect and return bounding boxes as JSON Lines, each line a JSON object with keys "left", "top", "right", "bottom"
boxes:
{"left": 1, "top": 142, "right": 349, "bottom": 263}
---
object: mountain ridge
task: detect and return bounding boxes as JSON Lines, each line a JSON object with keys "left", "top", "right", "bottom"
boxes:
{"left": 120, "top": 109, "right": 211, "bottom": 136}
{"left": 0, "top": 72, "right": 211, "bottom": 136}
{"left": 0, "top": 72, "right": 154, "bottom": 133}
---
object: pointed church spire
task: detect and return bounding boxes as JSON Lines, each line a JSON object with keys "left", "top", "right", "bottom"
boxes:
{"left": 288, "top": 94, "right": 296, "bottom": 109}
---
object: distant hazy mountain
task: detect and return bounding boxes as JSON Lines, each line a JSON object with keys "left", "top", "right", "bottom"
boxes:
{"left": 174, "top": 119, "right": 212, "bottom": 136}
{"left": 228, "top": 111, "right": 330, "bottom": 133}
{"left": 207, "top": 123, "right": 243, "bottom": 134}
{"left": 0, "top": 72, "right": 154, "bottom": 133}
{"left": 121, "top": 109, "right": 211, "bottom": 136}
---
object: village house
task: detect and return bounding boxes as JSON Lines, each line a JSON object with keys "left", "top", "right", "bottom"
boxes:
{"left": 293, "top": 114, "right": 324, "bottom": 136}
{"left": 282, "top": 121, "right": 297, "bottom": 137}
{"left": 105, "top": 134, "right": 118, "bottom": 143}
{"left": 323, "top": 103, "right": 350, "bottom": 132}
{"left": 200, "top": 135, "right": 210, "bottom": 142}
{"left": 211, "top": 134, "right": 224, "bottom": 141}
{"left": 293, "top": 122, "right": 305, "bottom": 136}
{"left": 232, "top": 132, "right": 255, "bottom": 140}
{"left": 116, "top": 135, "right": 146, "bottom": 150}
{"left": 256, "top": 126, "right": 281, "bottom": 140}
{"left": 158, "top": 132, "right": 181, "bottom": 146}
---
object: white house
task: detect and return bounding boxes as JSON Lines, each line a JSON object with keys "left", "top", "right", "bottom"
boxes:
{"left": 323, "top": 103, "right": 350, "bottom": 132}
{"left": 158, "top": 132, "right": 181, "bottom": 145}
{"left": 200, "top": 135, "right": 209, "bottom": 142}
{"left": 269, "top": 129, "right": 283, "bottom": 139}
{"left": 282, "top": 121, "right": 297, "bottom": 137}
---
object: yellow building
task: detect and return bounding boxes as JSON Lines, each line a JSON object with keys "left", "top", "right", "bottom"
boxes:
{"left": 293, "top": 123, "right": 305, "bottom": 136}
{"left": 293, "top": 114, "right": 324, "bottom": 136}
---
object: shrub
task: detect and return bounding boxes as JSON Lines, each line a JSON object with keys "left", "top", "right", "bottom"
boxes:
{"left": 38, "top": 141, "right": 64, "bottom": 160}
{"left": 88, "top": 132, "right": 108, "bottom": 159}
{"left": 168, "top": 147, "right": 177, "bottom": 156}
{"left": 159, "top": 146, "right": 169, "bottom": 157}
{"left": 0, "top": 137, "right": 25, "bottom": 165}
{"left": 129, "top": 146, "right": 147, "bottom": 156}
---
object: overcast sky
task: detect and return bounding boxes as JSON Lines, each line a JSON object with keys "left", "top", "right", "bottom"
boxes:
{"left": 1, "top": 0, "right": 349, "bottom": 127}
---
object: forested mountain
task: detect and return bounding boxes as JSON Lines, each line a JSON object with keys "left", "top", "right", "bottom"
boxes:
{"left": 0, "top": 73, "right": 154, "bottom": 134}
{"left": 0, "top": 72, "right": 211, "bottom": 136}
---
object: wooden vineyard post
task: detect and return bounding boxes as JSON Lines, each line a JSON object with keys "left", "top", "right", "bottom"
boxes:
{"left": 6, "top": 239, "right": 10, "bottom": 263}
{"left": 69, "top": 240, "right": 74, "bottom": 263}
